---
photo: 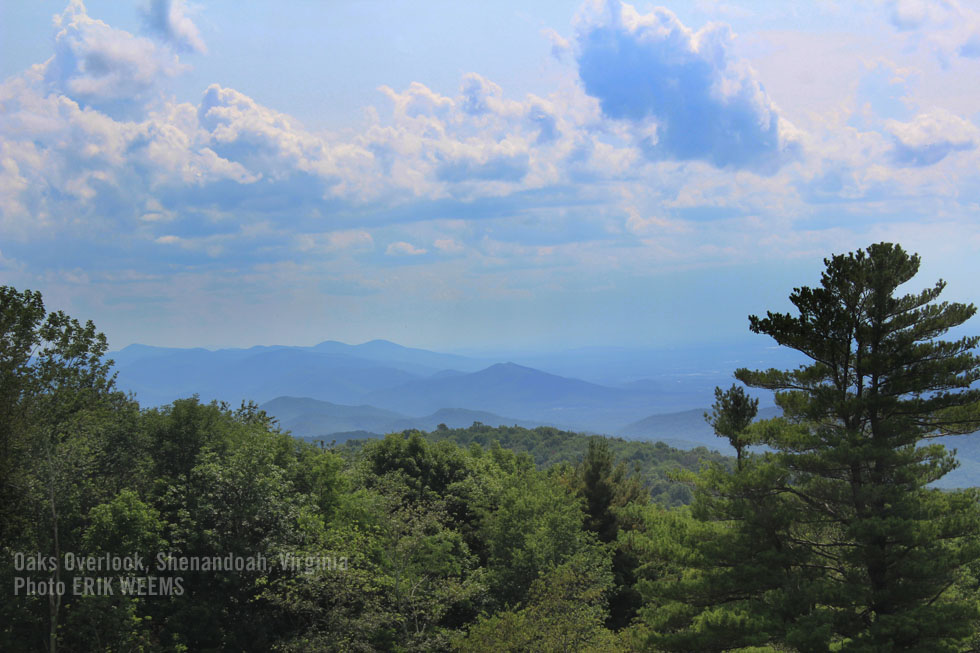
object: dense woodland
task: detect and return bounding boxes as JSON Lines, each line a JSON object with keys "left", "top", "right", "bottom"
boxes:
{"left": 5, "top": 242, "right": 980, "bottom": 652}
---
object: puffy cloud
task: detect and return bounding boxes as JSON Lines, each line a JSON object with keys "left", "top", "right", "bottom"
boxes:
{"left": 7, "top": 0, "right": 980, "bottom": 329}
{"left": 573, "top": 0, "right": 798, "bottom": 171}
{"left": 143, "top": 0, "right": 207, "bottom": 54}
{"left": 365, "top": 73, "right": 593, "bottom": 196}
{"left": 386, "top": 241, "right": 427, "bottom": 256}
{"left": 881, "top": 0, "right": 980, "bottom": 62}
{"left": 886, "top": 109, "right": 979, "bottom": 166}
{"left": 44, "top": 0, "right": 182, "bottom": 119}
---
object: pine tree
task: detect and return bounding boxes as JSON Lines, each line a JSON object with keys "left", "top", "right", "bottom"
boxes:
{"left": 732, "top": 242, "right": 980, "bottom": 650}
{"left": 705, "top": 383, "right": 759, "bottom": 469}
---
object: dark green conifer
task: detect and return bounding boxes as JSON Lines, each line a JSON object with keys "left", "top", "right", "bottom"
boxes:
{"left": 735, "top": 242, "right": 980, "bottom": 650}
{"left": 643, "top": 243, "right": 980, "bottom": 652}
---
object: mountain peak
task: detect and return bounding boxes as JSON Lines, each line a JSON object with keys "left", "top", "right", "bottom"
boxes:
{"left": 313, "top": 339, "right": 348, "bottom": 349}
{"left": 485, "top": 361, "right": 534, "bottom": 372}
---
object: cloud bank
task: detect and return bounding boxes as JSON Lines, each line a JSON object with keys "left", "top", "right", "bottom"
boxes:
{"left": 1, "top": 0, "right": 980, "bottom": 349}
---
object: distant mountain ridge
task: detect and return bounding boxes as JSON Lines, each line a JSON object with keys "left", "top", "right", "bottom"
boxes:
{"left": 361, "top": 362, "right": 635, "bottom": 429}
{"left": 111, "top": 338, "right": 980, "bottom": 488}
{"left": 618, "top": 406, "right": 782, "bottom": 451}
{"left": 260, "top": 396, "right": 547, "bottom": 440}
{"left": 110, "top": 342, "right": 715, "bottom": 431}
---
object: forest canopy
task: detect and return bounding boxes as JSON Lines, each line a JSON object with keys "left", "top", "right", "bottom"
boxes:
{"left": 3, "top": 242, "right": 980, "bottom": 652}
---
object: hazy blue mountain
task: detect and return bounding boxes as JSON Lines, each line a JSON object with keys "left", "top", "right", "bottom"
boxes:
{"left": 109, "top": 343, "right": 216, "bottom": 368}
{"left": 461, "top": 339, "right": 810, "bottom": 388}
{"left": 361, "top": 362, "right": 666, "bottom": 431}
{"left": 617, "top": 407, "right": 980, "bottom": 488}
{"left": 428, "top": 369, "right": 467, "bottom": 379}
{"left": 931, "top": 434, "right": 980, "bottom": 489}
{"left": 111, "top": 339, "right": 797, "bottom": 417}
{"left": 259, "top": 396, "right": 544, "bottom": 438}
{"left": 261, "top": 396, "right": 408, "bottom": 436}
{"left": 386, "top": 407, "right": 548, "bottom": 433}
{"left": 312, "top": 339, "right": 488, "bottom": 373}
{"left": 112, "top": 346, "right": 424, "bottom": 407}
{"left": 617, "top": 406, "right": 783, "bottom": 453}
{"left": 113, "top": 339, "right": 980, "bottom": 488}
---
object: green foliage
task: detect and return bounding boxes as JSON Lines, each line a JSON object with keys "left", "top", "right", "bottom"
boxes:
{"left": 480, "top": 462, "right": 600, "bottom": 609}
{"left": 705, "top": 383, "right": 759, "bottom": 468}
{"left": 566, "top": 438, "right": 649, "bottom": 629}
{"left": 388, "top": 421, "right": 731, "bottom": 507}
{"left": 0, "top": 286, "right": 136, "bottom": 652}
{"left": 8, "top": 250, "right": 980, "bottom": 653}
{"left": 456, "top": 550, "right": 628, "bottom": 653}
{"left": 636, "top": 243, "right": 980, "bottom": 652}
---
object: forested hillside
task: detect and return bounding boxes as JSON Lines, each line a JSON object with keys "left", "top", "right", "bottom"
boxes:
{"left": 5, "top": 243, "right": 980, "bottom": 651}
{"left": 334, "top": 422, "right": 731, "bottom": 507}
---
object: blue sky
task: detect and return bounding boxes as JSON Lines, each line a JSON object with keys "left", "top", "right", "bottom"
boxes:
{"left": 1, "top": 0, "right": 979, "bottom": 351}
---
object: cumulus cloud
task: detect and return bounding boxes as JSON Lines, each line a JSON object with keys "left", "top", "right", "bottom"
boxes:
{"left": 886, "top": 109, "right": 979, "bottom": 166}
{"left": 573, "top": 0, "right": 798, "bottom": 171}
{"left": 44, "top": 0, "right": 182, "bottom": 119}
{"left": 882, "top": 0, "right": 980, "bottom": 62}
{"left": 143, "top": 0, "right": 207, "bottom": 53}
{"left": 367, "top": 73, "right": 593, "bottom": 195}
{"left": 8, "top": 0, "right": 980, "bottom": 317}
{"left": 386, "top": 241, "right": 427, "bottom": 256}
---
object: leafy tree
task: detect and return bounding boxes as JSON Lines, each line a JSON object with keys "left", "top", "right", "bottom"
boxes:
{"left": 456, "top": 550, "right": 627, "bottom": 653}
{"left": 0, "top": 286, "right": 132, "bottom": 653}
{"left": 409, "top": 422, "right": 730, "bottom": 506}
{"left": 730, "top": 243, "right": 980, "bottom": 650}
{"left": 479, "top": 463, "right": 601, "bottom": 610}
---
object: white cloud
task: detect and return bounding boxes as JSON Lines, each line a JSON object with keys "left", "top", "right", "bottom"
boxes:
{"left": 886, "top": 108, "right": 979, "bottom": 166}
{"left": 572, "top": 0, "right": 800, "bottom": 171}
{"left": 542, "top": 28, "right": 572, "bottom": 60}
{"left": 45, "top": 0, "right": 182, "bottom": 118}
{"left": 386, "top": 241, "right": 427, "bottom": 256}
{"left": 886, "top": 0, "right": 940, "bottom": 30}
{"left": 143, "top": 0, "right": 207, "bottom": 54}
{"left": 433, "top": 238, "right": 465, "bottom": 253}
{"left": 881, "top": 0, "right": 980, "bottom": 63}
{"left": 4, "top": 0, "right": 980, "bottom": 338}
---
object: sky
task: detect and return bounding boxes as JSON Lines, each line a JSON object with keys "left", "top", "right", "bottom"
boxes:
{"left": 1, "top": 0, "right": 979, "bottom": 352}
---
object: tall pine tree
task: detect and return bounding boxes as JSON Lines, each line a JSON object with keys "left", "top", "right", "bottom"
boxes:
{"left": 733, "top": 242, "right": 980, "bottom": 650}
{"left": 640, "top": 243, "right": 980, "bottom": 652}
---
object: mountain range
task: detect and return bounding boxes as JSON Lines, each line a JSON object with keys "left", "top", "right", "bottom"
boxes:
{"left": 110, "top": 337, "right": 792, "bottom": 417}
{"left": 109, "top": 338, "right": 980, "bottom": 487}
